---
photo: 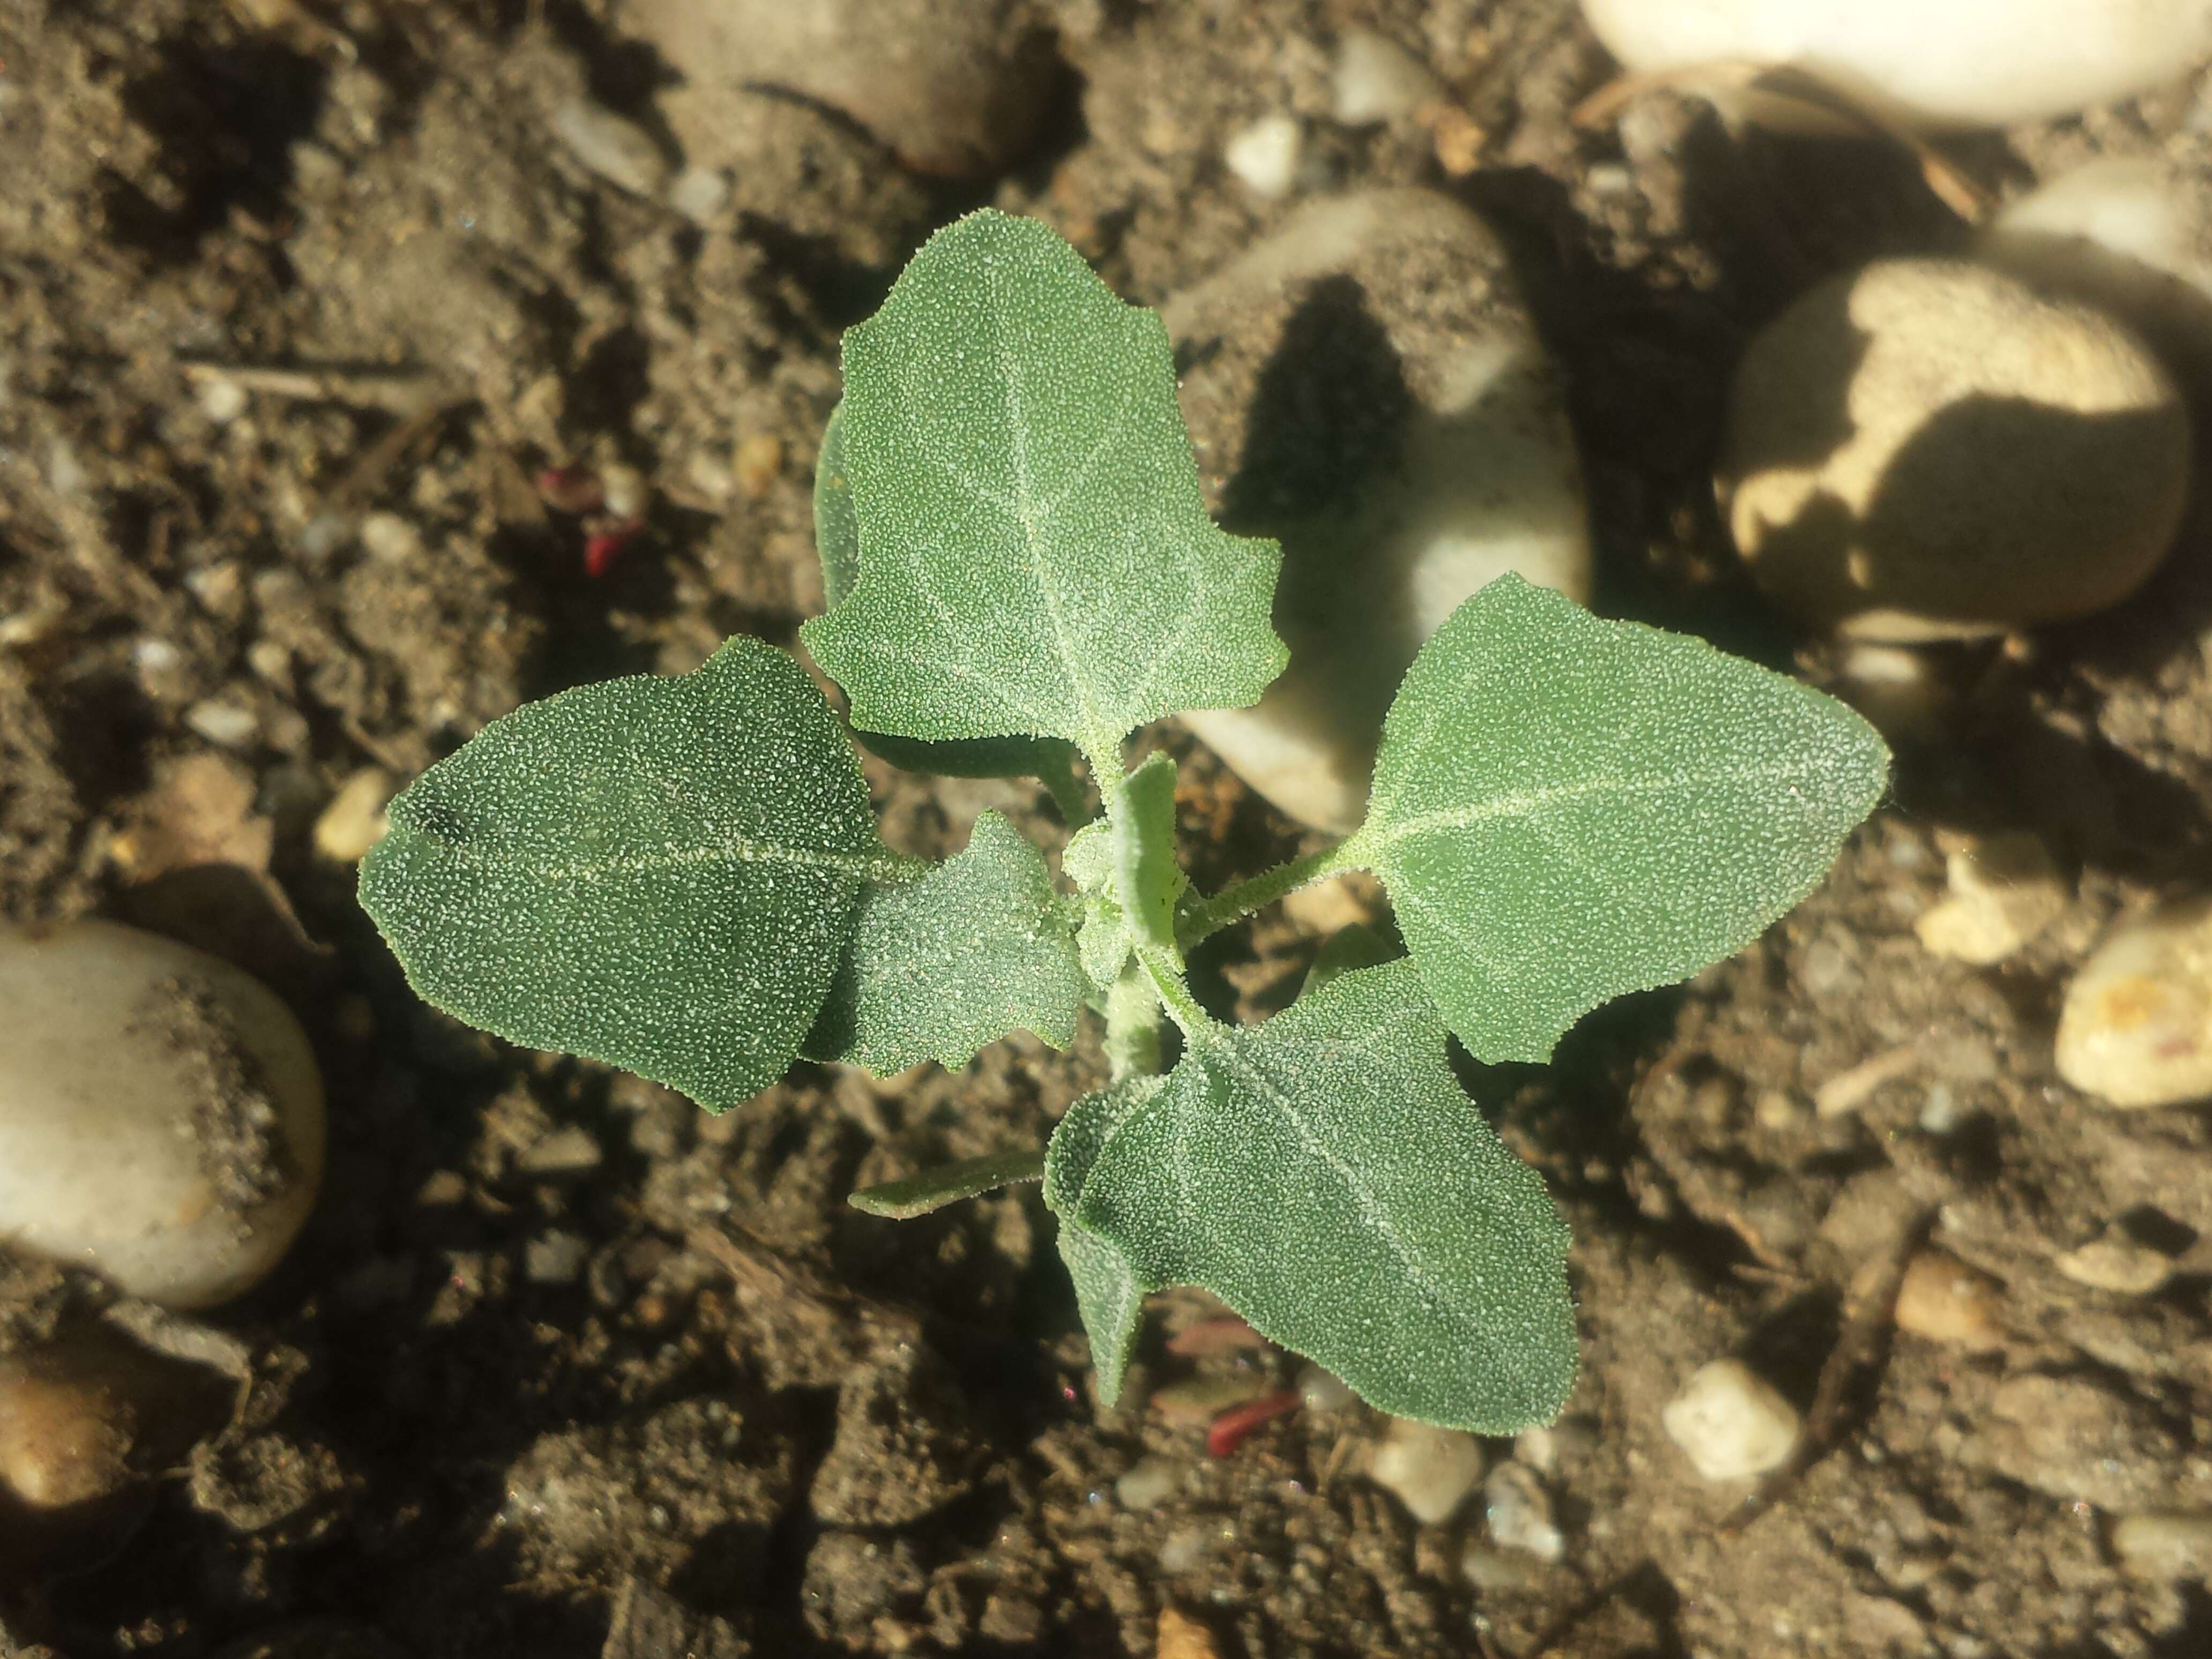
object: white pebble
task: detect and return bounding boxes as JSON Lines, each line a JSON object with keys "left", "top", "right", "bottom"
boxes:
{"left": 357, "top": 511, "right": 422, "bottom": 565}
{"left": 1484, "top": 1461, "right": 1565, "bottom": 1561}
{"left": 1661, "top": 1359, "right": 1802, "bottom": 1484}
{"left": 312, "top": 767, "right": 394, "bottom": 864}
{"left": 1115, "top": 1453, "right": 1182, "bottom": 1511}
{"left": 1369, "top": 1417, "right": 1485, "bottom": 1525}
{"left": 1983, "top": 159, "right": 2212, "bottom": 389}
{"left": 195, "top": 376, "right": 248, "bottom": 425}
{"left": 2112, "top": 1512, "right": 2212, "bottom": 1579}
{"left": 550, "top": 98, "right": 670, "bottom": 199}
{"left": 601, "top": 462, "right": 650, "bottom": 523}
{"left": 184, "top": 698, "right": 259, "bottom": 750}
{"left": 1580, "top": 0, "right": 2212, "bottom": 130}
{"left": 2057, "top": 1234, "right": 2176, "bottom": 1295}
{"left": 1223, "top": 115, "right": 1302, "bottom": 199}
{"left": 2056, "top": 896, "right": 2212, "bottom": 1108}
{"left": 1915, "top": 831, "right": 2068, "bottom": 965}
{"left": 1720, "top": 259, "right": 2189, "bottom": 641}
{"left": 667, "top": 165, "right": 731, "bottom": 225}
{"left": 1170, "top": 190, "right": 1591, "bottom": 830}
{"left": 0, "top": 921, "right": 324, "bottom": 1308}
{"left": 1296, "top": 1363, "right": 1357, "bottom": 1414}
{"left": 1332, "top": 30, "right": 1443, "bottom": 126}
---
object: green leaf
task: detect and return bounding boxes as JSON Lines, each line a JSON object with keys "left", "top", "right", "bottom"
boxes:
{"left": 1044, "top": 1077, "right": 1167, "bottom": 1404}
{"left": 1112, "top": 751, "right": 1185, "bottom": 951}
{"left": 1063, "top": 821, "right": 1132, "bottom": 990}
{"left": 1073, "top": 959, "right": 1576, "bottom": 1432}
{"left": 816, "top": 400, "right": 1077, "bottom": 788}
{"left": 799, "top": 209, "right": 1287, "bottom": 756}
{"left": 849, "top": 1147, "right": 1045, "bottom": 1219}
{"left": 817, "top": 400, "right": 1085, "bottom": 791}
{"left": 1354, "top": 575, "right": 1888, "bottom": 1064}
{"left": 359, "top": 638, "right": 885, "bottom": 1109}
{"left": 805, "top": 812, "right": 1086, "bottom": 1075}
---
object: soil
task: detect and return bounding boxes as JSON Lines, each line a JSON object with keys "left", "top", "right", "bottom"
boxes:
{"left": 6, "top": 1, "right": 2212, "bottom": 1656}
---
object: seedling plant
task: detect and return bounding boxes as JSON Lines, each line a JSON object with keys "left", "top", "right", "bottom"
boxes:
{"left": 361, "top": 211, "right": 1887, "bottom": 1433}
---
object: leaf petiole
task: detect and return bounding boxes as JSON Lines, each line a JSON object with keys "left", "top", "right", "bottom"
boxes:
{"left": 1177, "top": 836, "right": 1370, "bottom": 950}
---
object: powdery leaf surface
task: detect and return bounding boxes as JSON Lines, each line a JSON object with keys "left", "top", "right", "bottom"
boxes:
{"left": 1073, "top": 960, "right": 1576, "bottom": 1431}
{"left": 806, "top": 811, "right": 1085, "bottom": 1075}
{"left": 800, "top": 210, "right": 1286, "bottom": 756}
{"left": 1357, "top": 576, "right": 1888, "bottom": 1064}
{"left": 1044, "top": 1075, "right": 1165, "bottom": 1406}
{"left": 360, "top": 638, "right": 883, "bottom": 1109}
{"left": 815, "top": 399, "right": 1076, "bottom": 784}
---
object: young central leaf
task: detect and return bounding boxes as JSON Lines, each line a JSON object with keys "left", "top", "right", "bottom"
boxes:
{"left": 804, "top": 811, "right": 1087, "bottom": 1075}
{"left": 358, "top": 638, "right": 884, "bottom": 1109}
{"left": 1353, "top": 575, "right": 1889, "bottom": 1064}
{"left": 799, "top": 210, "right": 1288, "bottom": 757}
{"left": 1073, "top": 959, "right": 1578, "bottom": 1432}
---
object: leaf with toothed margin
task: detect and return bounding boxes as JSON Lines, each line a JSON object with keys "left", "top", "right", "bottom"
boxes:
{"left": 359, "top": 637, "right": 890, "bottom": 1110}
{"left": 1043, "top": 1075, "right": 1166, "bottom": 1406}
{"left": 815, "top": 400, "right": 1081, "bottom": 785}
{"left": 800, "top": 210, "right": 1287, "bottom": 755}
{"left": 803, "top": 811, "right": 1086, "bottom": 1075}
{"left": 1353, "top": 574, "right": 1889, "bottom": 1065}
{"left": 1072, "top": 959, "right": 1577, "bottom": 1432}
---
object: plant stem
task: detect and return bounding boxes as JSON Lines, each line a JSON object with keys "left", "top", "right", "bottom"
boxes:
{"left": 1178, "top": 836, "right": 1367, "bottom": 949}
{"left": 1137, "top": 943, "right": 1215, "bottom": 1038}
{"left": 1037, "top": 747, "right": 1095, "bottom": 827}
{"left": 1103, "top": 962, "right": 1163, "bottom": 1080}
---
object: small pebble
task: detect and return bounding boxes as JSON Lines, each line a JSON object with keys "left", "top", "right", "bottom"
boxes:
{"left": 523, "top": 1230, "right": 589, "bottom": 1286}
{"left": 2056, "top": 1234, "right": 2175, "bottom": 1296}
{"left": 0, "top": 921, "right": 325, "bottom": 1307}
{"left": 2111, "top": 1512, "right": 2212, "bottom": 1580}
{"left": 1915, "top": 832, "right": 2067, "bottom": 965}
{"left": 600, "top": 462, "right": 649, "bottom": 523}
{"left": 1893, "top": 1250, "right": 2007, "bottom": 1352}
{"left": 1370, "top": 1417, "right": 1485, "bottom": 1525}
{"left": 357, "top": 511, "right": 422, "bottom": 565}
{"left": 667, "top": 165, "right": 730, "bottom": 225}
{"left": 1151, "top": 1375, "right": 1265, "bottom": 1425}
{"left": 550, "top": 98, "right": 670, "bottom": 199}
{"left": 1155, "top": 1606, "right": 1221, "bottom": 1659}
{"left": 1581, "top": 0, "right": 2212, "bottom": 129}
{"left": 1720, "top": 259, "right": 2188, "bottom": 641}
{"left": 1460, "top": 1541, "right": 1541, "bottom": 1592}
{"left": 1115, "top": 1454, "right": 1182, "bottom": 1512}
{"left": 1332, "top": 29, "right": 1443, "bottom": 126}
{"left": 1223, "top": 115, "right": 1302, "bottom": 199}
{"left": 0, "top": 1325, "right": 235, "bottom": 1511}
{"left": 312, "top": 767, "right": 394, "bottom": 863}
{"left": 1661, "top": 1359, "right": 1802, "bottom": 1484}
{"left": 1484, "top": 1461, "right": 1565, "bottom": 1562}
{"left": 1295, "top": 1363, "right": 1356, "bottom": 1414}
{"left": 195, "top": 375, "right": 248, "bottom": 425}
{"left": 1157, "top": 1518, "right": 1229, "bottom": 1574}
{"left": 733, "top": 432, "right": 784, "bottom": 500}
{"left": 184, "top": 697, "right": 259, "bottom": 750}
{"left": 2056, "top": 896, "right": 2212, "bottom": 1108}
{"left": 517, "top": 1124, "right": 604, "bottom": 1178}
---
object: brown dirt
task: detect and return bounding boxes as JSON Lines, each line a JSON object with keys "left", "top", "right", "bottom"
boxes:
{"left": 6, "top": 1, "right": 2212, "bottom": 1656}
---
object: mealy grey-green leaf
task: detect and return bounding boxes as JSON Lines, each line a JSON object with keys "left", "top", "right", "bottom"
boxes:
{"left": 816, "top": 399, "right": 1081, "bottom": 789}
{"left": 849, "top": 1147, "right": 1045, "bottom": 1219}
{"left": 1063, "top": 821, "right": 1133, "bottom": 990}
{"left": 1074, "top": 959, "right": 1576, "bottom": 1432}
{"left": 799, "top": 210, "right": 1287, "bottom": 756}
{"left": 1112, "top": 750, "right": 1185, "bottom": 952}
{"left": 1353, "top": 575, "right": 1888, "bottom": 1064}
{"left": 1044, "top": 1077, "right": 1165, "bottom": 1405}
{"left": 805, "top": 811, "right": 1086, "bottom": 1075}
{"left": 358, "top": 638, "right": 886, "bottom": 1109}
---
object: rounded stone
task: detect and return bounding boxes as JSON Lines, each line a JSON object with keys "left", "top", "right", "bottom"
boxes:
{"left": 1720, "top": 259, "right": 2189, "bottom": 641}
{"left": 2056, "top": 896, "right": 2212, "bottom": 1108}
{"left": 623, "top": 0, "right": 1062, "bottom": 180}
{"left": 1581, "top": 0, "right": 2212, "bottom": 131}
{"left": 1661, "top": 1358, "right": 1802, "bottom": 1484}
{"left": 1167, "top": 188, "right": 1591, "bottom": 830}
{"left": 1369, "top": 1416, "right": 1486, "bottom": 1525}
{"left": 0, "top": 921, "right": 325, "bottom": 1307}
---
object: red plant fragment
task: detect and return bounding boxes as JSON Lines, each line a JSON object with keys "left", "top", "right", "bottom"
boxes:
{"left": 535, "top": 465, "right": 604, "bottom": 515}
{"left": 584, "top": 520, "right": 645, "bottom": 578}
{"left": 1167, "top": 1316, "right": 1271, "bottom": 1358}
{"left": 1205, "top": 1389, "right": 1301, "bottom": 1458}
